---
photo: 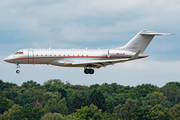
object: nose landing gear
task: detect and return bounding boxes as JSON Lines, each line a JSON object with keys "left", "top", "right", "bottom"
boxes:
{"left": 16, "top": 70, "right": 20, "bottom": 74}
{"left": 16, "top": 63, "right": 20, "bottom": 74}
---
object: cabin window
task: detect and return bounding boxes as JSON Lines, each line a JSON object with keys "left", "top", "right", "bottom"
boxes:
{"left": 45, "top": 55, "right": 47, "bottom": 56}
{"left": 36, "top": 55, "right": 38, "bottom": 56}
{"left": 59, "top": 55, "right": 61, "bottom": 56}
{"left": 18, "top": 52, "right": 24, "bottom": 54}
{"left": 14, "top": 52, "right": 24, "bottom": 55}
{"left": 50, "top": 55, "right": 52, "bottom": 56}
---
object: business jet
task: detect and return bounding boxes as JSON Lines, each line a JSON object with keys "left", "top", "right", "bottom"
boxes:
{"left": 4, "top": 30, "right": 173, "bottom": 74}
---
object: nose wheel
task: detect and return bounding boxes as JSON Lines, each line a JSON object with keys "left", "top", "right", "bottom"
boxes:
{"left": 16, "top": 63, "right": 20, "bottom": 74}
{"left": 16, "top": 70, "right": 20, "bottom": 74}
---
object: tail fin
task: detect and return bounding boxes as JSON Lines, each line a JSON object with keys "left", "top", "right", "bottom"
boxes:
{"left": 117, "top": 30, "right": 174, "bottom": 53}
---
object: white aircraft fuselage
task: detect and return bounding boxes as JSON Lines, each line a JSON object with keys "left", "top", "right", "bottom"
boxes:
{"left": 4, "top": 49, "right": 147, "bottom": 66}
{"left": 4, "top": 30, "right": 173, "bottom": 74}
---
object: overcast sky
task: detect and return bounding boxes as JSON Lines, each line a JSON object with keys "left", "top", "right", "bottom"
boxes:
{"left": 0, "top": 0, "right": 180, "bottom": 87}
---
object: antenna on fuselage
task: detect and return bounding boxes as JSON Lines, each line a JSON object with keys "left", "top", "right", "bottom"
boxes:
{"left": 49, "top": 47, "right": 51, "bottom": 49}
{"left": 85, "top": 47, "right": 88, "bottom": 50}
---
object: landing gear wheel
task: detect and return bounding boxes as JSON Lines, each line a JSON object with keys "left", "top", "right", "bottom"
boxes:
{"left": 84, "top": 69, "right": 89, "bottom": 74}
{"left": 16, "top": 70, "right": 20, "bottom": 74}
{"left": 89, "top": 69, "right": 94, "bottom": 74}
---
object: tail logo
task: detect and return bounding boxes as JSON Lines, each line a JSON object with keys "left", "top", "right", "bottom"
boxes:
{"left": 127, "top": 47, "right": 137, "bottom": 49}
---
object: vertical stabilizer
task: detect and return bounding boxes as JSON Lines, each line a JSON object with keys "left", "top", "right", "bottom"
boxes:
{"left": 117, "top": 30, "right": 173, "bottom": 53}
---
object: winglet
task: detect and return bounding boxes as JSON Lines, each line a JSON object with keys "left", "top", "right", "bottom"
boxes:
{"left": 129, "top": 50, "right": 141, "bottom": 60}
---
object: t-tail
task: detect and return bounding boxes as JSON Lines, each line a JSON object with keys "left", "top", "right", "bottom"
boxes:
{"left": 116, "top": 30, "right": 174, "bottom": 53}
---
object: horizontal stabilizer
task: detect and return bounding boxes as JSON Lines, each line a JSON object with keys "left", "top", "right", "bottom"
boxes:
{"left": 141, "top": 31, "right": 174, "bottom": 36}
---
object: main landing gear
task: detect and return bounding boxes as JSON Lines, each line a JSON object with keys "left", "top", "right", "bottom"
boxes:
{"left": 16, "top": 63, "right": 20, "bottom": 74}
{"left": 84, "top": 69, "right": 94, "bottom": 74}
{"left": 84, "top": 65, "right": 95, "bottom": 74}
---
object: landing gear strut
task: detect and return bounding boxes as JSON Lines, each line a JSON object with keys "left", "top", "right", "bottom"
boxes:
{"left": 84, "top": 65, "right": 95, "bottom": 74}
{"left": 16, "top": 63, "right": 20, "bottom": 74}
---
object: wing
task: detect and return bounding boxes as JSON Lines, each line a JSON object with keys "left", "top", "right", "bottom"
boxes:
{"left": 72, "top": 58, "right": 129, "bottom": 68}
{"left": 50, "top": 50, "right": 141, "bottom": 68}
{"left": 50, "top": 58, "right": 129, "bottom": 68}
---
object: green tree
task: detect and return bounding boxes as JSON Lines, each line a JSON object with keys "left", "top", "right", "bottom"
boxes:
{"left": 0, "top": 114, "right": 2, "bottom": 120}
{"left": 0, "top": 90, "right": 13, "bottom": 114}
{"left": 3, "top": 88, "right": 18, "bottom": 102}
{"left": 69, "top": 92, "right": 81, "bottom": 113}
{"left": 41, "top": 113, "right": 65, "bottom": 120}
{"left": 161, "top": 84, "right": 180, "bottom": 104}
{"left": 143, "top": 92, "right": 173, "bottom": 108}
{"left": 130, "top": 84, "right": 159, "bottom": 98}
{"left": 166, "top": 82, "right": 180, "bottom": 86}
{"left": 44, "top": 79, "right": 64, "bottom": 87}
{"left": 33, "top": 89, "right": 47, "bottom": 103}
{"left": 89, "top": 104, "right": 102, "bottom": 120}
{"left": 147, "top": 104, "right": 172, "bottom": 120}
{"left": 113, "top": 93, "right": 137, "bottom": 106}
{"left": 72, "top": 104, "right": 102, "bottom": 120}
{"left": 43, "top": 79, "right": 67, "bottom": 101}
{"left": 57, "top": 98, "right": 68, "bottom": 116}
{"left": 114, "top": 104, "right": 122, "bottom": 119}
{"left": 16, "top": 89, "right": 34, "bottom": 106}
{"left": 172, "top": 104, "right": 180, "bottom": 120}
{"left": 89, "top": 84, "right": 100, "bottom": 90}
{"left": 101, "top": 112, "right": 114, "bottom": 120}
{"left": 11, "top": 103, "right": 44, "bottom": 120}
{"left": 22, "top": 80, "right": 40, "bottom": 89}
{"left": 1, "top": 104, "right": 22, "bottom": 120}
{"left": 105, "top": 97, "right": 114, "bottom": 114}
{"left": 69, "top": 90, "right": 88, "bottom": 113}
{"left": 43, "top": 92, "right": 59, "bottom": 103}
{"left": 0, "top": 80, "right": 17, "bottom": 91}
{"left": 87, "top": 89, "right": 106, "bottom": 112}
{"left": 65, "top": 115, "right": 80, "bottom": 120}
{"left": 73, "top": 106, "right": 91, "bottom": 119}
{"left": 72, "top": 104, "right": 102, "bottom": 119}
{"left": 120, "top": 98, "right": 138, "bottom": 120}
{"left": 43, "top": 99, "right": 58, "bottom": 113}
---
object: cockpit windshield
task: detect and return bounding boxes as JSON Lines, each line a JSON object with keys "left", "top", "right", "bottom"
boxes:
{"left": 14, "top": 52, "right": 24, "bottom": 55}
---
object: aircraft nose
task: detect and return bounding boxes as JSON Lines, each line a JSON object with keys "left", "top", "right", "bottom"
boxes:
{"left": 4, "top": 56, "right": 14, "bottom": 63}
{"left": 4, "top": 57, "right": 9, "bottom": 62}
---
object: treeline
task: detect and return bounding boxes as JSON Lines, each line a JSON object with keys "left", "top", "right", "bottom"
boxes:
{"left": 0, "top": 79, "right": 180, "bottom": 120}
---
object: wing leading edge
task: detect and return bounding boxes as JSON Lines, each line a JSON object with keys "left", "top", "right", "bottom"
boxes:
{"left": 50, "top": 58, "right": 129, "bottom": 68}
{"left": 72, "top": 58, "right": 129, "bottom": 67}
{"left": 50, "top": 50, "right": 142, "bottom": 68}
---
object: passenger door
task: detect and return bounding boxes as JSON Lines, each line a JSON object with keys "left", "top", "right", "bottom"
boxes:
{"left": 28, "top": 50, "right": 34, "bottom": 63}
